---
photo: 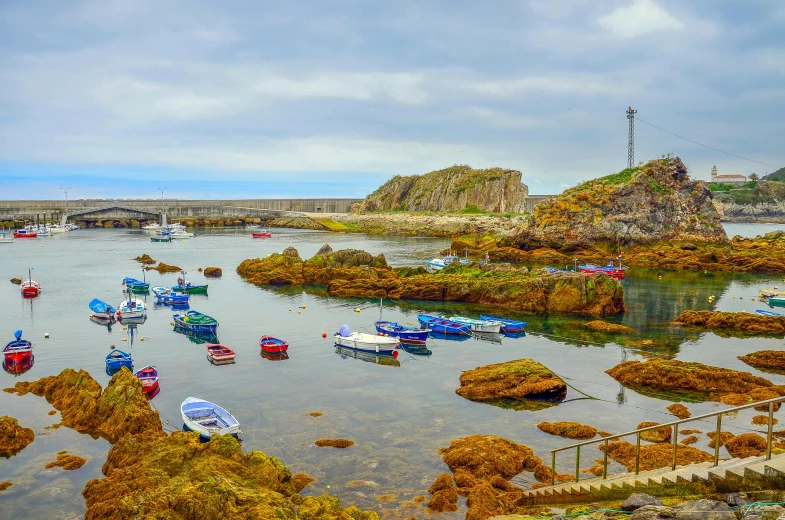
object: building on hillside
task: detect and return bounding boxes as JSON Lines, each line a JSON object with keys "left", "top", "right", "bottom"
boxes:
{"left": 711, "top": 166, "right": 747, "bottom": 186}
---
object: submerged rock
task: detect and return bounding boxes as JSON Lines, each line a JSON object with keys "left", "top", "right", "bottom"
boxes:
{"left": 4, "top": 367, "right": 161, "bottom": 443}
{"left": 674, "top": 310, "right": 785, "bottom": 335}
{"left": 439, "top": 435, "right": 541, "bottom": 480}
{"left": 456, "top": 359, "right": 567, "bottom": 410}
{"left": 739, "top": 350, "right": 785, "bottom": 372}
{"left": 0, "top": 416, "right": 35, "bottom": 457}
{"left": 0, "top": 481, "right": 10, "bottom": 492}
{"left": 82, "top": 431, "right": 380, "bottom": 520}
{"left": 537, "top": 421, "right": 598, "bottom": 440}
{"left": 314, "top": 438, "right": 354, "bottom": 448}
{"left": 147, "top": 261, "right": 181, "bottom": 273}
{"left": 637, "top": 422, "right": 672, "bottom": 443}
{"left": 44, "top": 450, "right": 87, "bottom": 470}
{"left": 10, "top": 277, "right": 21, "bottom": 285}
{"left": 134, "top": 253, "right": 156, "bottom": 265}
{"left": 583, "top": 320, "right": 636, "bottom": 334}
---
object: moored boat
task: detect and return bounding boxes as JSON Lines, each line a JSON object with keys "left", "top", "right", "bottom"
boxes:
{"left": 447, "top": 316, "right": 502, "bottom": 333}
{"left": 251, "top": 231, "right": 272, "bottom": 238}
{"left": 479, "top": 314, "right": 527, "bottom": 333}
{"left": 769, "top": 297, "right": 785, "bottom": 308}
{"left": 756, "top": 309, "right": 783, "bottom": 317}
{"left": 117, "top": 298, "right": 147, "bottom": 320}
{"left": 416, "top": 314, "right": 470, "bottom": 335}
{"left": 152, "top": 286, "right": 190, "bottom": 305}
{"left": 150, "top": 234, "right": 172, "bottom": 242}
{"left": 106, "top": 350, "right": 133, "bottom": 371}
{"left": 13, "top": 229, "right": 37, "bottom": 238}
{"left": 375, "top": 320, "right": 430, "bottom": 344}
{"left": 180, "top": 397, "right": 240, "bottom": 439}
{"left": 259, "top": 336, "right": 288, "bottom": 353}
{"left": 173, "top": 274, "right": 208, "bottom": 294}
{"left": 3, "top": 354, "right": 34, "bottom": 375}
{"left": 21, "top": 279, "right": 40, "bottom": 298}
{"left": 334, "top": 325, "right": 399, "bottom": 355}
{"left": 123, "top": 277, "right": 150, "bottom": 292}
{"left": 89, "top": 298, "right": 116, "bottom": 323}
{"left": 134, "top": 365, "right": 159, "bottom": 395}
{"left": 335, "top": 345, "right": 400, "bottom": 366}
{"left": 206, "top": 344, "right": 236, "bottom": 363}
{"left": 578, "top": 257, "right": 626, "bottom": 279}
{"left": 173, "top": 310, "right": 218, "bottom": 333}
{"left": 0, "top": 232, "right": 13, "bottom": 243}
{"left": 3, "top": 330, "right": 33, "bottom": 364}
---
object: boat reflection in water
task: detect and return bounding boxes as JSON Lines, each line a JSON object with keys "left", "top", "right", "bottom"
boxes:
{"left": 334, "top": 346, "right": 400, "bottom": 367}
{"left": 428, "top": 331, "right": 471, "bottom": 342}
{"left": 399, "top": 343, "right": 432, "bottom": 356}
{"left": 471, "top": 332, "right": 504, "bottom": 344}
{"left": 173, "top": 326, "right": 218, "bottom": 345}
{"left": 503, "top": 331, "right": 526, "bottom": 339}
{"left": 3, "top": 355, "right": 34, "bottom": 376}
{"left": 260, "top": 350, "right": 289, "bottom": 361}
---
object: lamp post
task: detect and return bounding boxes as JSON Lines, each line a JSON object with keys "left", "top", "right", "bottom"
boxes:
{"left": 60, "top": 187, "right": 71, "bottom": 210}
{"left": 157, "top": 187, "right": 167, "bottom": 204}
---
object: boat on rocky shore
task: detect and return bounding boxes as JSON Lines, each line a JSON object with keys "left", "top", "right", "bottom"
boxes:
{"left": 180, "top": 397, "right": 240, "bottom": 439}
{"left": 134, "top": 365, "right": 159, "bottom": 395}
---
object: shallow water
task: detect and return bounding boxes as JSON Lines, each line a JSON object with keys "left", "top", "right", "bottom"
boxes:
{"left": 1, "top": 224, "right": 784, "bottom": 519}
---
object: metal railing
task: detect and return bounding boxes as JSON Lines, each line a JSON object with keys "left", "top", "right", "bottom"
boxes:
{"left": 549, "top": 395, "right": 785, "bottom": 486}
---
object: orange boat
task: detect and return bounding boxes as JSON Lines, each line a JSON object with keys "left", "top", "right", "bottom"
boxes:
{"left": 251, "top": 231, "right": 272, "bottom": 238}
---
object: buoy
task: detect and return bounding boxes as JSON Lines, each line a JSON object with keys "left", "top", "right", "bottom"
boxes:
{"left": 658, "top": 275, "right": 662, "bottom": 279}
{"left": 122, "top": 337, "right": 127, "bottom": 341}
{"left": 110, "top": 345, "right": 116, "bottom": 349}
{"left": 355, "top": 308, "right": 361, "bottom": 313}
{"left": 44, "top": 333, "right": 49, "bottom": 338}
{"left": 298, "top": 311, "right": 301, "bottom": 314}
{"left": 40, "top": 244, "right": 43, "bottom": 247}
{"left": 140, "top": 337, "right": 145, "bottom": 341}
{"left": 322, "top": 332, "right": 327, "bottom": 338}
{"left": 289, "top": 309, "right": 291, "bottom": 312}
{"left": 733, "top": 296, "right": 736, "bottom": 299}
{"left": 170, "top": 322, "right": 175, "bottom": 326}
{"left": 327, "top": 485, "right": 331, "bottom": 489}
{"left": 392, "top": 350, "right": 399, "bottom": 359}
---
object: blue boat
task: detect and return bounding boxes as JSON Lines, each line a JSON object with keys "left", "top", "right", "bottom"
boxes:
{"left": 375, "top": 321, "right": 430, "bottom": 344}
{"left": 89, "top": 298, "right": 117, "bottom": 323}
{"left": 152, "top": 286, "right": 190, "bottom": 305}
{"left": 105, "top": 350, "right": 133, "bottom": 371}
{"left": 756, "top": 309, "right": 783, "bottom": 317}
{"left": 479, "top": 314, "right": 527, "bottom": 333}
{"left": 416, "top": 314, "right": 470, "bottom": 335}
{"left": 173, "top": 310, "right": 218, "bottom": 334}
{"left": 123, "top": 277, "right": 150, "bottom": 292}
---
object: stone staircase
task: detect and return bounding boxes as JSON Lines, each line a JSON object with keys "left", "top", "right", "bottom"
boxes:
{"left": 521, "top": 454, "right": 785, "bottom": 505}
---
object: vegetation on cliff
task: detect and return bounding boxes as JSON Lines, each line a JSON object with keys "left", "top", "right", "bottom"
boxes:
{"left": 237, "top": 246, "right": 626, "bottom": 315}
{"left": 359, "top": 164, "right": 528, "bottom": 214}
{"left": 674, "top": 310, "right": 785, "bottom": 335}
{"left": 0, "top": 416, "right": 35, "bottom": 457}
{"left": 456, "top": 359, "right": 567, "bottom": 410}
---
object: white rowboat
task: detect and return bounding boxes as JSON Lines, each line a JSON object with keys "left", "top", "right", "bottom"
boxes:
{"left": 181, "top": 397, "right": 240, "bottom": 439}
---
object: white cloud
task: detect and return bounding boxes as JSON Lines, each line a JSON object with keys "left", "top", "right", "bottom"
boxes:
{"left": 464, "top": 75, "right": 627, "bottom": 97}
{"left": 597, "top": 0, "right": 684, "bottom": 38}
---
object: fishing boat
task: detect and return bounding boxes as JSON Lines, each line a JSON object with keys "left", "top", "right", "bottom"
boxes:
{"left": 759, "top": 289, "right": 785, "bottom": 299}
{"left": 152, "top": 286, "right": 190, "bottom": 305}
{"left": 578, "top": 257, "right": 626, "bottom": 280}
{"left": 259, "top": 336, "right": 288, "bottom": 353}
{"left": 0, "top": 232, "right": 13, "bottom": 243}
{"left": 769, "top": 297, "right": 785, "bottom": 308}
{"left": 375, "top": 321, "right": 430, "bottom": 344}
{"left": 756, "top": 309, "right": 783, "bottom": 317}
{"left": 181, "top": 397, "right": 241, "bottom": 439}
{"left": 479, "top": 314, "right": 527, "bottom": 333}
{"left": 169, "top": 230, "right": 195, "bottom": 239}
{"left": 89, "top": 298, "right": 116, "bottom": 323}
{"left": 173, "top": 310, "right": 218, "bottom": 333}
{"left": 105, "top": 350, "right": 133, "bottom": 371}
{"left": 3, "top": 355, "right": 34, "bottom": 376}
{"left": 150, "top": 234, "right": 172, "bottom": 242}
{"left": 447, "top": 316, "right": 502, "bottom": 333}
{"left": 172, "top": 273, "right": 208, "bottom": 294}
{"left": 427, "top": 254, "right": 460, "bottom": 272}
{"left": 416, "top": 314, "right": 470, "bottom": 335}
{"left": 123, "top": 277, "right": 150, "bottom": 292}
{"left": 334, "top": 325, "right": 399, "bottom": 355}
{"left": 206, "top": 344, "right": 236, "bottom": 363}
{"left": 134, "top": 365, "right": 159, "bottom": 395}
{"left": 21, "top": 279, "right": 40, "bottom": 298}
{"left": 13, "top": 229, "right": 37, "bottom": 238}
{"left": 3, "top": 330, "right": 33, "bottom": 364}
{"left": 117, "top": 298, "right": 147, "bottom": 320}
{"left": 251, "top": 231, "right": 272, "bottom": 238}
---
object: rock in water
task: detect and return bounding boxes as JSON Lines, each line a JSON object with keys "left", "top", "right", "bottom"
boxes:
{"left": 10, "top": 278, "right": 21, "bottom": 285}
{"left": 739, "top": 350, "right": 785, "bottom": 371}
{"left": 583, "top": 320, "right": 636, "bottom": 334}
{"left": 438, "top": 435, "right": 541, "bottom": 480}
{"left": 622, "top": 493, "right": 663, "bottom": 511}
{"left": 44, "top": 451, "right": 87, "bottom": 470}
{"left": 203, "top": 267, "right": 222, "bottom": 278}
{"left": 536, "top": 421, "right": 598, "bottom": 439}
{"left": 0, "top": 416, "right": 35, "bottom": 457}
{"left": 133, "top": 254, "right": 156, "bottom": 265}
{"left": 359, "top": 165, "right": 528, "bottom": 213}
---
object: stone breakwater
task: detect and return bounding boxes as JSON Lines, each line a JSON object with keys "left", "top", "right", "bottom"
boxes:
{"left": 328, "top": 213, "right": 527, "bottom": 237}
{"left": 236, "top": 245, "right": 625, "bottom": 315}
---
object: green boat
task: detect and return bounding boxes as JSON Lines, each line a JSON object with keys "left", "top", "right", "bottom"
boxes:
{"left": 172, "top": 284, "right": 208, "bottom": 294}
{"left": 150, "top": 236, "right": 172, "bottom": 243}
{"left": 768, "top": 297, "right": 785, "bottom": 308}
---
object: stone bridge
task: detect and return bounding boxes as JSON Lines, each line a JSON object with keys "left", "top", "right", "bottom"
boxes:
{"left": 64, "top": 205, "right": 162, "bottom": 221}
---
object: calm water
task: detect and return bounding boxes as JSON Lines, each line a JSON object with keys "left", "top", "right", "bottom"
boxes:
{"left": 1, "top": 223, "right": 784, "bottom": 519}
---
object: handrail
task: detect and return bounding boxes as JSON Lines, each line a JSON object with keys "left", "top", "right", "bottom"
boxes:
{"left": 549, "top": 394, "right": 785, "bottom": 486}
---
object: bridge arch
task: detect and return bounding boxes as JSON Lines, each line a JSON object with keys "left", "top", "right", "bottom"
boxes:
{"left": 65, "top": 205, "right": 161, "bottom": 221}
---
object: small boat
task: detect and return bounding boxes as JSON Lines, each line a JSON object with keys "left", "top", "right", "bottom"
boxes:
{"left": 3, "top": 330, "right": 33, "bottom": 364}
{"left": 173, "top": 310, "right": 218, "bottom": 333}
{"left": 259, "top": 336, "right": 288, "bottom": 353}
{"left": 578, "top": 257, "right": 626, "bottom": 280}
{"left": 21, "top": 279, "right": 40, "bottom": 298}
{"left": 447, "top": 316, "right": 502, "bottom": 333}
{"left": 479, "top": 314, "right": 527, "bottom": 333}
{"left": 769, "top": 297, "right": 785, "bottom": 308}
{"left": 117, "top": 298, "right": 147, "bottom": 320}
{"left": 334, "top": 325, "right": 399, "bottom": 355}
{"left": 169, "top": 230, "right": 195, "bottom": 239}
{"left": 759, "top": 289, "right": 785, "bottom": 299}
{"left": 49, "top": 225, "right": 67, "bottom": 234}
{"left": 152, "top": 286, "right": 190, "bottom": 305}
{"left": 134, "top": 365, "right": 159, "bottom": 395}
{"left": 172, "top": 275, "right": 208, "bottom": 294}
{"left": 0, "top": 232, "right": 14, "bottom": 243}
{"left": 3, "top": 355, "right": 34, "bottom": 376}
{"left": 417, "top": 314, "right": 470, "bottom": 335}
{"left": 150, "top": 234, "right": 172, "bottom": 243}
{"left": 89, "top": 298, "right": 117, "bottom": 323}
{"left": 13, "top": 229, "right": 37, "bottom": 238}
{"left": 106, "top": 350, "right": 133, "bottom": 371}
{"left": 427, "top": 254, "right": 460, "bottom": 272}
{"left": 123, "top": 277, "right": 150, "bottom": 292}
{"left": 181, "top": 397, "right": 240, "bottom": 439}
{"left": 375, "top": 321, "right": 430, "bottom": 344}
{"left": 251, "top": 231, "right": 272, "bottom": 238}
{"left": 206, "top": 344, "right": 236, "bottom": 363}
{"left": 757, "top": 309, "right": 784, "bottom": 317}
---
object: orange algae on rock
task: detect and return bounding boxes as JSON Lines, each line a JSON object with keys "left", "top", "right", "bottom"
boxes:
{"left": 707, "top": 431, "right": 735, "bottom": 449}
{"left": 601, "top": 440, "right": 712, "bottom": 472}
{"left": 583, "top": 321, "right": 636, "bottom": 334}
{"left": 0, "top": 416, "right": 34, "bottom": 457}
{"left": 532, "top": 464, "right": 576, "bottom": 484}
{"left": 314, "top": 438, "right": 354, "bottom": 448}
{"left": 752, "top": 415, "right": 778, "bottom": 426}
{"left": 465, "top": 482, "right": 504, "bottom": 520}
{"left": 637, "top": 422, "right": 672, "bottom": 443}
{"left": 308, "top": 411, "right": 323, "bottom": 417}
{"left": 203, "top": 267, "right": 222, "bottom": 277}
{"left": 290, "top": 472, "right": 315, "bottom": 492}
{"left": 667, "top": 403, "right": 691, "bottom": 419}
{"left": 45, "top": 450, "right": 87, "bottom": 470}
{"left": 427, "top": 473, "right": 459, "bottom": 513}
{"left": 725, "top": 433, "right": 769, "bottom": 458}
{"left": 83, "top": 431, "right": 380, "bottom": 520}
{"left": 536, "top": 421, "right": 598, "bottom": 440}
{"left": 147, "top": 261, "right": 181, "bottom": 273}
{"left": 456, "top": 358, "right": 567, "bottom": 410}
{"left": 4, "top": 367, "right": 161, "bottom": 443}
{"left": 439, "top": 434, "right": 541, "bottom": 480}
{"left": 674, "top": 310, "right": 785, "bottom": 335}
{"left": 0, "top": 482, "right": 11, "bottom": 492}
{"left": 134, "top": 253, "right": 155, "bottom": 264}
{"left": 739, "top": 351, "right": 785, "bottom": 372}
{"left": 680, "top": 435, "right": 699, "bottom": 445}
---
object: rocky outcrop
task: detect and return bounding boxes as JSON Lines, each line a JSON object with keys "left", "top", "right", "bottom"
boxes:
{"left": 145, "top": 261, "right": 181, "bottom": 273}
{"left": 456, "top": 359, "right": 567, "bottom": 410}
{"left": 439, "top": 435, "right": 540, "bottom": 480}
{"left": 537, "top": 421, "right": 598, "bottom": 439}
{"left": 134, "top": 254, "right": 155, "bottom": 265}
{"left": 359, "top": 165, "right": 528, "bottom": 213}
{"left": 513, "top": 157, "right": 727, "bottom": 248}
{"left": 739, "top": 351, "right": 785, "bottom": 372}
{"left": 203, "top": 267, "right": 222, "bottom": 277}
{"left": 0, "top": 416, "right": 35, "bottom": 457}
{"left": 674, "top": 310, "right": 785, "bottom": 336}
{"left": 237, "top": 247, "right": 626, "bottom": 315}
{"left": 44, "top": 451, "right": 87, "bottom": 470}
{"left": 330, "top": 212, "right": 527, "bottom": 237}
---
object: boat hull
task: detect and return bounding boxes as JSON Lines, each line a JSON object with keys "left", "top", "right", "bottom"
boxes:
{"left": 251, "top": 232, "right": 272, "bottom": 238}
{"left": 106, "top": 351, "right": 133, "bottom": 371}
{"left": 134, "top": 366, "right": 159, "bottom": 395}
{"left": 13, "top": 231, "right": 37, "bottom": 238}
{"left": 206, "top": 344, "right": 236, "bottom": 363}
{"left": 416, "top": 315, "right": 470, "bottom": 335}
{"left": 479, "top": 315, "right": 527, "bottom": 333}
{"left": 172, "top": 285, "right": 208, "bottom": 294}
{"left": 375, "top": 321, "right": 430, "bottom": 344}
{"left": 181, "top": 397, "right": 240, "bottom": 440}
{"left": 173, "top": 317, "right": 217, "bottom": 333}
{"left": 260, "top": 336, "right": 288, "bottom": 353}
{"left": 333, "top": 333, "right": 398, "bottom": 355}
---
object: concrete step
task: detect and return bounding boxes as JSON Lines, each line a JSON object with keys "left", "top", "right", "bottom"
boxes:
{"left": 744, "top": 455, "right": 785, "bottom": 479}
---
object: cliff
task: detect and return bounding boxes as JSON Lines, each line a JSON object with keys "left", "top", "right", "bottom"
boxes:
{"left": 514, "top": 157, "right": 728, "bottom": 249}
{"left": 715, "top": 181, "right": 785, "bottom": 222}
{"left": 359, "top": 165, "right": 528, "bottom": 213}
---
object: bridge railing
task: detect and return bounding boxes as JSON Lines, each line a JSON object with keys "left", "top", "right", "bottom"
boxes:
{"left": 549, "top": 395, "right": 785, "bottom": 486}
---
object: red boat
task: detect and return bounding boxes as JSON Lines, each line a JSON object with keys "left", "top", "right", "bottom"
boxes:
{"left": 4, "top": 330, "right": 33, "bottom": 364}
{"left": 21, "top": 279, "right": 40, "bottom": 298}
{"left": 13, "top": 229, "right": 37, "bottom": 238}
{"left": 134, "top": 365, "right": 160, "bottom": 395}
{"left": 260, "top": 335, "right": 288, "bottom": 353}
{"left": 251, "top": 231, "right": 272, "bottom": 238}
{"left": 3, "top": 355, "right": 34, "bottom": 376}
{"left": 206, "top": 344, "right": 236, "bottom": 363}
{"left": 578, "top": 257, "right": 626, "bottom": 280}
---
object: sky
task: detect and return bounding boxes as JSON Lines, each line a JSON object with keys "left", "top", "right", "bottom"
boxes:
{"left": 0, "top": 0, "right": 783, "bottom": 200}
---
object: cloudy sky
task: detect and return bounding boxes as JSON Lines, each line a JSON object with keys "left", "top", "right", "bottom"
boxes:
{"left": 0, "top": 0, "right": 782, "bottom": 200}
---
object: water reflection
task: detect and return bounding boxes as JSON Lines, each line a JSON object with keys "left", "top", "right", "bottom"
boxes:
{"left": 3, "top": 355, "right": 34, "bottom": 376}
{"left": 334, "top": 346, "right": 400, "bottom": 367}
{"left": 260, "top": 351, "right": 290, "bottom": 361}
{"left": 173, "top": 326, "right": 218, "bottom": 345}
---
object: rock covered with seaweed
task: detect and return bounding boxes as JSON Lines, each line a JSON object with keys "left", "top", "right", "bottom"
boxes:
{"left": 0, "top": 416, "right": 35, "bottom": 457}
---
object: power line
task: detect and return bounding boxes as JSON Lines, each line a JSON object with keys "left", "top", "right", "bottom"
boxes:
{"left": 634, "top": 115, "right": 782, "bottom": 169}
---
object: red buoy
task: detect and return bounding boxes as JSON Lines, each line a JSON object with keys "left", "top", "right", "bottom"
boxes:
{"left": 392, "top": 350, "right": 399, "bottom": 359}
{"left": 321, "top": 332, "right": 327, "bottom": 338}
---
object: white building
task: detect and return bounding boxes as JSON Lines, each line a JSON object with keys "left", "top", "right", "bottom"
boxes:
{"left": 711, "top": 166, "right": 747, "bottom": 186}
